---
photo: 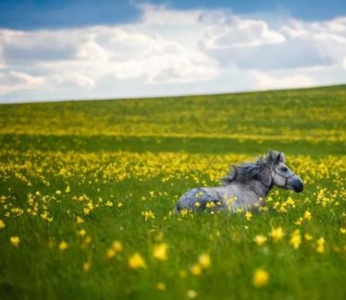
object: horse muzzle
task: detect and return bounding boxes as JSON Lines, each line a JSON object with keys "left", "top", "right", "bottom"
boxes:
{"left": 291, "top": 179, "right": 304, "bottom": 193}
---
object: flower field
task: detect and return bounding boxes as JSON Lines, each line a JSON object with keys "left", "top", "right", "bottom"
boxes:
{"left": 1, "top": 85, "right": 346, "bottom": 299}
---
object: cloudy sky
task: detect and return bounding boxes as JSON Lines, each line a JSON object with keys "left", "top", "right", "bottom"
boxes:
{"left": 1, "top": 0, "right": 346, "bottom": 103}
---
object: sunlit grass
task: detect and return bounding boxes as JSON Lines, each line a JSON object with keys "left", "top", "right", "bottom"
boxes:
{"left": 1, "top": 85, "right": 346, "bottom": 299}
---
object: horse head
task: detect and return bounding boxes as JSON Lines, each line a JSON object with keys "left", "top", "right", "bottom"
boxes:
{"left": 266, "top": 151, "right": 304, "bottom": 193}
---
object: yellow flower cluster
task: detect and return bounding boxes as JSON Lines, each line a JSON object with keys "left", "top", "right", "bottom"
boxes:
{"left": 128, "top": 252, "right": 147, "bottom": 269}
{"left": 106, "top": 241, "right": 123, "bottom": 259}
{"left": 1, "top": 96, "right": 346, "bottom": 145}
{"left": 10, "top": 236, "right": 20, "bottom": 247}
{"left": 127, "top": 242, "right": 170, "bottom": 270}
{"left": 2, "top": 149, "right": 345, "bottom": 191}
{"left": 189, "top": 253, "right": 211, "bottom": 276}
{"left": 253, "top": 268, "right": 269, "bottom": 288}
{"left": 153, "top": 243, "right": 169, "bottom": 261}
{"left": 1, "top": 138, "right": 346, "bottom": 297}
{"left": 142, "top": 210, "right": 155, "bottom": 221}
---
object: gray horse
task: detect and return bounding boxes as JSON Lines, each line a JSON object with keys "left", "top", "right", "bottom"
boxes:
{"left": 175, "top": 151, "right": 303, "bottom": 213}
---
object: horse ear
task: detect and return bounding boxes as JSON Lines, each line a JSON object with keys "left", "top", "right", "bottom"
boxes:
{"left": 221, "top": 165, "right": 238, "bottom": 185}
{"left": 267, "top": 151, "right": 276, "bottom": 164}
{"left": 276, "top": 152, "right": 285, "bottom": 164}
{"left": 267, "top": 151, "right": 285, "bottom": 165}
{"left": 230, "top": 165, "right": 238, "bottom": 180}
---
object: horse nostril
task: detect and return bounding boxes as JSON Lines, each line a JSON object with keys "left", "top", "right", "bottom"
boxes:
{"left": 293, "top": 181, "right": 304, "bottom": 193}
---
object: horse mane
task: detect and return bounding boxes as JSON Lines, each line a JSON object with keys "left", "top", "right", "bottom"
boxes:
{"left": 221, "top": 151, "right": 284, "bottom": 186}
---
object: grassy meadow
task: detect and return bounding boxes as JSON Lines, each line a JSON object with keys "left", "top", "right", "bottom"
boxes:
{"left": 1, "top": 85, "right": 346, "bottom": 299}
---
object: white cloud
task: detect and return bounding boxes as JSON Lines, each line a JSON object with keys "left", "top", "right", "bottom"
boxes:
{"left": 0, "top": 5, "right": 346, "bottom": 102}
{"left": 201, "top": 14, "right": 286, "bottom": 49}
{"left": 280, "top": 17, "right": 346, "bottom": 65}
{"left": 0, "top": 21, "right": 218, "bottom": 92}
{"left": 0, "top": 47, "right": 4, "bottom": 69}
{"left": 108, "top": 38, "right": 218, "bottom": 83}
{"left": 0, "top": 71, "right": 45, "bottom": 95}
{"left": 49, "top": 72, "right": 95, "bottom": 88}
{"left": 251, "top": 71, "right": 314, "bottom": 90}
{"left": 201, "top": 14, "right": 346, "bottom": 71}
{"left": 76, "top": 39, "right": 110, "bottom": 61}
{"left": 1, "top": 30, "right": 81, "bottom": 63}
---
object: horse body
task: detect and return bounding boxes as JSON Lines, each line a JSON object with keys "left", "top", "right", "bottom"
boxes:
{"left": 175, "top": 151, "right": 304, "bottom": 213}
{"left": 176, "top": 184, "right": 264, "bottom": 212}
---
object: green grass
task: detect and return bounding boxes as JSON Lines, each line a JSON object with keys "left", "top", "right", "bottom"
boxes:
{"left": 1, "top": 85, "right": 346, "bottom": 299}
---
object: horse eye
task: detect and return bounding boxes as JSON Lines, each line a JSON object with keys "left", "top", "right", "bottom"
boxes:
{"left": 281, "top": 167, "right": 288, "bottom": 172}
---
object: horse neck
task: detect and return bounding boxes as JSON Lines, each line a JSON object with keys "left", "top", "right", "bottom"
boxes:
{"left": 248, "top": 178, "right": 272, "bottom": 198}
{"left": 222, "top": 179, "right": 271, "bottom": 199}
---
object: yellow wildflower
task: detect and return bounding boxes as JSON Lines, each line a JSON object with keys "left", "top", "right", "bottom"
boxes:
{"left": 180, "top": 209, "right": 189, "bottom": 217}
{"left": 198, "top": 253, "right": 211, "bottom": 269}
{"left": 106, "top": 248, "right": 117, "bottom": 259}
{"left": 0, "top": 219, "right": 5, "bottom": 229}
{"left": 295, "top": 217, "right": 303, "bottom": 225}
{"left": 10, "top": 236, "right": 20, "bottom": 247}
{"left": 105, "top": 201, "right": 113, "bottom": 207}
{"left": 340, "top": 228, "right": 346, "bottom": 234}
{"left": 206, "top": 201, "right": 215, "bottom": 209}
{"left": 84, "top": 236, "right": 92, "bottom": 246}
{"left": 76, "top": 216, "right": 84, "bottom": 224}
{"left": 65, "top": 185, "right": 71, "bottom": 193}
{"left": 270, "top": 227, "right": 285, "bottom": 242}
{"left": 227, "top": 196, "right": 237, "bottom": 205}
{"left": 316, "top": 237, "right": 325, "bottom": 253}
{"left": 83, "top": 262, "right": 91, "bottom": 272}
{"left": 279, "top": 205, "right": 287, "bottom": 213}
{"left": 128, "top": 252, "right": 146, "bottom": 269}
{"left": 252, "top": 268, "right": 269, "bottom": 288}
{"left": 187, "top": 290, "right": 198, "bottom": 299}
{"left": 245, "top": 211, "right": 252, "bottom": 221}
{"left": 107, "top": 240, "right": 123, "bottom": 258}
{"left": 156, "top": 282, "right": 166, "bottom": 291}
{"left": 78, "top": 229, "right": 86, "bottom": 237}
{"left": 112, "top": 241, "right": 123, "bottom": 252}
{"left": 142, "top": 210, "right": 155, "bottom": 221}
{"left": 285, "top": 197, "right": 295, "bottom": 207}
{"left": 304, "top": 210, "right": 312, "bottom": 220}
{"left": 41, "top": 211, "right": 49, "bottom": 219}
{"left": 190, "top": 264, "right": 202, "bottom": 276}
{"left": 153, "top": 243, "right": 169, "bottom": 261}
{"left": 304, "top": 233, "right": 313, "bottom": 241}
{"left": 290, "top": 230, "right": 301, "bottom": 249}
{"left": 59, "top": 241, "right": 68, "bottom": 251}
{"left": 273, "top": 201, "right": 280, "bottom": 209}
{"left": 254, "top": 235, "right": 267, "bottom": 246}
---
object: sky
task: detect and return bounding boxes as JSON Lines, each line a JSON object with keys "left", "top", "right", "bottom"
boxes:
{"left": 1, "top": 0, "right": 346, "bottom": 103}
